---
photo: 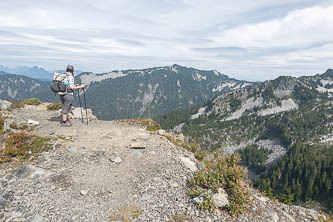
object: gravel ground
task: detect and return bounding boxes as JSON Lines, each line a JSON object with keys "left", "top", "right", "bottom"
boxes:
{"left": 0, "top": 105, "right": 324, "bottom": 221}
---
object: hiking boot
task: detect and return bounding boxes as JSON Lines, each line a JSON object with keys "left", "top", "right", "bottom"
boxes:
{"left": 61, "top": 120, "right": 72, "bottom": 127}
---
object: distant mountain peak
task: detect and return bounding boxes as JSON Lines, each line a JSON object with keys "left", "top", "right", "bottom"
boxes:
{"left": 0, "top": 65, "right": 52, "bottom": 80}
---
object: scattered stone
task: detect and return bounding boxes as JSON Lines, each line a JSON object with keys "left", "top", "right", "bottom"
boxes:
{"left": 266, "top": 212, "right": 279, "bottom": 222}
{"left": 50, "top": 186, "right": 56, "bottom": 191}
{"left": 157, "top": 129, "right": 166, "bottom": 136}
{"left": 28, "top": 119, "right": 40, "bottom": 126}
{"left": 281, "top": 211, "right": 296, "bottom": 222}
{"left": 27, "top": 215, "right": 48, "bottom": 222}
{"left": 110, "top": 156, "right": 122, "bottom": 164}
{"left": 80, "top": 190, "right": 88, "bottom": 196}
{"left": 180, "top": 157, "right": 198, "bottom": 172}
{"left": 307, "top": 209, "right": 320, "bottom": 221}
{"left": 204, "top": 216, "right": 213, "bottom": 222}
{"left": 193, "top": 196, "right": 204, "bottom": 205}
{"left": 130, "top": 142, "right": 145, "bottom": 149}
{"left": 212, "top": 188, "right": 229, "bottom": 208}
{"left": 0, "top": 197, "right": 8, "bottom": 209}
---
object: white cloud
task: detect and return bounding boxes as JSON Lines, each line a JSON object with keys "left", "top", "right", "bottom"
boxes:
{"left": 214, "top": 5, "right": 333, "bottom": 48}
{"left": 0, "top": 0, "right": 332, "bottom": 80}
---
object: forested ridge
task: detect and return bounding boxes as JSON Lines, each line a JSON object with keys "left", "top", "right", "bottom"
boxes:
{"left": 155, "top": 69, "right": 333, "bottom": 212}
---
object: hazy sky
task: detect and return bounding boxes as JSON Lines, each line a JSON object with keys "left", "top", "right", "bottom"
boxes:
{"left": 0, "top": 0, "right": 332, "bottom": 81}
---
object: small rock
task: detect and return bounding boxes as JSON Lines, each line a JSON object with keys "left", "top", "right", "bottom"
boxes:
{"left": 281, "top": 211, "right": 296, "bottom": 222}
{"left": 28, "top": 119, "right": 40, "bottom": 126}
{"left": 157, "top": 129, "right": 166, "bottom": 136}
{"left": 169, "top": 181, "right": 178, "bottom": 188}
{"left": 49, "top": 131, "right": 55, "bottom": 135}
{"left": 180, "top": 157, "right": 198, "bottom": 172}
{"left": 80, "top": 190, "right": 88, "bottom": 196}
{"left": 204, "top": 217, "right": 212, "bottom": 222}
{"left": 0, "top": 197, "right": 8, "bottom": 209}
{"left": 307, "top": 209, "right": 320, "bottom": 221}
{"left": 193, "top": 196, "right": 204, "bottom": 205}
{"left": 50, "top": 186, "right": 56, "bottom": 191}
{"left": 110, "top": 156, "right": 122, "bottom": 163}
{"left": 130, "top": 142, "right": 145, "bottom": 149}
{"left": 266, "top": 212, "right": 279, "bottom": 222}
{"left": 254, "top": 194, "right": 268, "bottom": 202}
{"left": 212, "top": 188, "right": 229, "bottom": 208}
{"left": 27, "top": 215, "right": 48, "bottom": 222}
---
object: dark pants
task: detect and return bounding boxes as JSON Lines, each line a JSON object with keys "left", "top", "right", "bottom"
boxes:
{"left": 60, "top": 94, "right": 74, "bottom": 115}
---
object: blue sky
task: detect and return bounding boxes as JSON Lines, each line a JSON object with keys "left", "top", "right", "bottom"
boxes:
{"left": 0, "top": 0, "right": 332, "bottom": 81}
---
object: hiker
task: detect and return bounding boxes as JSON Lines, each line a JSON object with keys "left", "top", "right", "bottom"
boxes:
{"left": 60, "top": 65, "right": 85, "bottom": 127}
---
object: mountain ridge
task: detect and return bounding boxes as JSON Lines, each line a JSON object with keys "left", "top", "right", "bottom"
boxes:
{"left": 0, "top": 65, "right": 53, "bottom": 80}
{"left": 155, "top": 68, "right": 333, "bottom": 212}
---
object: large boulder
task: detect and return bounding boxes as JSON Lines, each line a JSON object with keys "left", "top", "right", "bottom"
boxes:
{"left": 0, "top": 100, "right": 12, "bottom": 111}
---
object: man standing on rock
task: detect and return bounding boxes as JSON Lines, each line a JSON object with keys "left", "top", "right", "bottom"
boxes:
{"left": 60, "top": 65, "right": 85, "bottom": 127}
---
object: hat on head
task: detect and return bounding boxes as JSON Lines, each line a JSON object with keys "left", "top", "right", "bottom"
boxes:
{"left": 66, "top": 64, "right": 74, "bottom": 73}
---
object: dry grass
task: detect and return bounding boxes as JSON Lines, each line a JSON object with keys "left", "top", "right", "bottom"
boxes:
{"left": 109, "top": 205, "right": 143, "bottom": 222}
{"left": 47, "top": 102, "right": 62, "bottom": 111}
{"left": 122, "top": 118, "right": 161, "bottom": 132}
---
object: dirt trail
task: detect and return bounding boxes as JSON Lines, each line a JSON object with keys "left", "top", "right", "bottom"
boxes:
{"left": 0, "top": 108, "right": 196, "bottom": 221}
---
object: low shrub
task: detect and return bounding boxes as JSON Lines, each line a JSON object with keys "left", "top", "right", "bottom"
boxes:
{"left": 9, "top": 98, "right": 41, "bottom": 109}
{"left": 47, "top": 102, "right": 62, "bottom": 111}
{"left": 9, "top": 123, "right": 18, "bottom": 129}
{"left": 0, "top": 115, "right": 4, "bottom": 134}
{"left": 109, "top": 205, "right": 142, "bottom": 222}
{"left": 189, "top": 152, "right": 250, "bottom": 216}
{"left": 22, "top": 98, "right": 41, "bottom": 105}
{"left": 166, "top": 136, "right": 206, "bottom": 161}
{"left": 0, "top": 132, "right": 51, "bottom": 163}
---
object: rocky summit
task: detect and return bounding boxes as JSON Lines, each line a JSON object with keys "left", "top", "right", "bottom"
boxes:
{"left": 0, "top": 101, "right": 325, "bottom": 221}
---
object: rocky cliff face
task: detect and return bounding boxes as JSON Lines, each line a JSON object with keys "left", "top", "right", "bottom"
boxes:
{"left": 0, "top": 101, "right": 326, "bottom": 221}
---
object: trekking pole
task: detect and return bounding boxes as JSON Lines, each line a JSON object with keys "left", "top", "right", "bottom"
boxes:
{"left": 82, "top": 87, "right": 89, "bottom": 125}
{"left": 77, "top": 89, "right": 84, "bottom": 123}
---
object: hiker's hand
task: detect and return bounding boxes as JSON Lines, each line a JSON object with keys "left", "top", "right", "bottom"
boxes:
{"left": 80, "top": 84, "right": 85, "bottom": 88}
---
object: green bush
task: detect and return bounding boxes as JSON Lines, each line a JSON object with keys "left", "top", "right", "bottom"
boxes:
{"left": 47, "top": 102, "right": 62, "bottom": 111}
{"left": 189, "top": 153, "right": 250, "bottom": 216}
{"left": 22, "top": 98, "right": 42, "bottom": 105}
